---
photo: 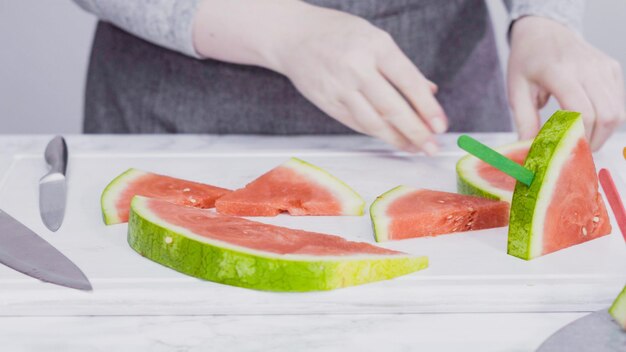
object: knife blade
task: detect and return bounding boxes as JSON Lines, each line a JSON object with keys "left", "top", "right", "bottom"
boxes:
{"left": 39, "top": 136, "right": 68, "bottom": 231}
{"left": 0, "top": 208, "right": 92, "bottom": 290}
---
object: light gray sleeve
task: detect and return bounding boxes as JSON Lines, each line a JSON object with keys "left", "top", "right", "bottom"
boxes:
{"left": 503, "top": 0, "right": 585, "bottom": 33}
{"left": 72, "top": 0, "right": 203, "bottom": 58}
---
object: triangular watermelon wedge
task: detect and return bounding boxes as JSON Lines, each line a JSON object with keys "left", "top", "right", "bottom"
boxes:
{"left": 128, "top": 196, "right": 428, "bottom": 291}
{"left": 101, "top": 169, "right": 230, "bottom": 225}
{"left": 370, "top": 186, "right": 510, "bottom": 242}
{"left": 507, "top": 110, "right": 612, "bottom": 260}
{"left": 215, "top": 158, "right": 365, "bottom": 216}
{"left": 609, "top": 285, "right": 626, "bottom": 330}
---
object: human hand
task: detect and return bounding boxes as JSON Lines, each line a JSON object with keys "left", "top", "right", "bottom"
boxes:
{"left": 508, "top": 16, "right": 625, "bottom": 151}
{"left": 264, "top": 3, "right": 447, "bottom": 154}
{"left": 193, "top": 0, "right": 446, "bottom": 153}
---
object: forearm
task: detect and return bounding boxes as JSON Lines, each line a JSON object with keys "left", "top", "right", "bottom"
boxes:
{"left": 192, "top": 0, "right": 319, "bottom": 71}
{"left": 72, "top": 0, "right": 202, "bottom": 57}
{"left": 504, "top": 0, "right": 585, "bottom": 34}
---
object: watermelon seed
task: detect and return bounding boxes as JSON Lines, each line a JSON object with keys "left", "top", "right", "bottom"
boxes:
{"left": 468, "top": 207, "right": 474, "bottom": 212}
{"left": 164, "top": 236, "right": 173, "bottom": 244}
{"left": 592, "top": 216, "right": 600, "bottom": 223}
{"left": 183, "top": 188, "right": 191, "bottom": 192}
{"left": 438, "top": 200, "right": 445, "bottom": 204}
{"left": 189, "top": 197, "right": 197, "bottom": 204}
{"left": 581, "top": 227, "right": 588, "bottom": 236}
{"left": 446, "top": 215, "right": 453, "bottom": 220}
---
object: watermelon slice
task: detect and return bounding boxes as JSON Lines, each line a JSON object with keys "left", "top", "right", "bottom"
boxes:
{"left": 507, "top": 110, "right": 612, "bottom": 260}
{"left": 609, "top": 285, "right": 626, "bottom": 330}
{"left": 101, "top": 168, "right": 230, "bottom": 225}
{"left": 456, "top": 140, "right": 532, "bottom": 202}
{"left": 370, "top": 186, "right": 510, "bottom": 242}
{"left": 215, "top": 158, "right": 365, "bottom": 216}
{"left": 128, "top": 196, "right": 428, "bottom": 291}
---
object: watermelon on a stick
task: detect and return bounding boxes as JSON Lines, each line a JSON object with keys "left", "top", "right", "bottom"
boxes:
{"left": 101, "top": 169, "right": 230, "bottom": 225}
{"left": 370, "top": 186, "right": 510, "bottom": 242}
{"left": 457, "top": 140, "right": 532, "bottom": 202}
{"left": 128, "top": 196, "right": 427, "bottom": 291}
{"left": 507, "top": 110, "right": 612, "bottom": 260}
{"left": 216, "top": 158, "right": 365, "bottom": 216}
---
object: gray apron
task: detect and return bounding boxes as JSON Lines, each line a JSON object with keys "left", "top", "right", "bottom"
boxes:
{"left": 84, "top": 0, "right": 511, "bottom": 134}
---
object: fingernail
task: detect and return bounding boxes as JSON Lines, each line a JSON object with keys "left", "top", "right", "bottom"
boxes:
{"left": 422, "top": 141, "right": 439, "bottom": 156}
{"left": 431, "top": 118, "right": 447, "bottom": 134}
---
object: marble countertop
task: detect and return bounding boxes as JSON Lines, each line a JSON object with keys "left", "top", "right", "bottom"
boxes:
{"left": 0, "top": 313, "right": 586, "bottom": 352}
{"left": 0, "top": 134, "right": 624, "bottom": 352}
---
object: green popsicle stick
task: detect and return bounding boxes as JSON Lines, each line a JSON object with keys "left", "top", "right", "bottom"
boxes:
{"left": 457, "top": 135, "right": 534, "bottom": 187}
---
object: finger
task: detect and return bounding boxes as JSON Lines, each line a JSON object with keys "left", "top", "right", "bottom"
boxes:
{"left": 541, "top": 73, "right": 596, "bottom": 139}
{"left": 508, "top": 78, "right": 541, "bottom": 140}
{"left": 377, "top": 46, "right": 448, "bottom": 133}
{"left": 329, "top": 104, "right": 368, "bottom": 134}
{"left": 584, "top": 77, "right": 622, "bottom": 151}
{"left": 427, "top": 80, "right": 438, "bottom": 94}
{"left": 296, "top": 89, "right": 368, "bottom": 134}
{"left": 342, "top": 92, "right": 415, "bottom": 152}
{"left": 359, "top": 73, "right": 437, "bottom": 153}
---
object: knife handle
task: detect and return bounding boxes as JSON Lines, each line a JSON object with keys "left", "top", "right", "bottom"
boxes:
{"left": 45, "top": 136, "right": 68, "bottom": 175}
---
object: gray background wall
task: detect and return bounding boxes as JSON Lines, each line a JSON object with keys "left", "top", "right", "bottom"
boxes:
{"left": 1, "top": 0, "right": 625, "bottom": 134}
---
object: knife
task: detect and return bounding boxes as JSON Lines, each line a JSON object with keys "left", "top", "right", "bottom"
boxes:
{"left": 0, "top": 208, "right": 92, "bottom": 290}
{"left": 39, "top": 136, "right": 68, "bottom": 231}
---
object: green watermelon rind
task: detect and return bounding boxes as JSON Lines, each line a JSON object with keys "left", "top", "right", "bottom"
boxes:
{"left": 101, "top": 168, "right": 148, "bottom": 225}
{"left": 609, "top": 285, "right": 626, "bottom": 329}
{"left": 128, "top": 196, "right": 428, "bottom": 292}
{"left": 456, "top": 140, "right": 533, "bottom": 202}
{"left": 507, "top": 111, "right": 584, "bottom": 260}
{"left": 369, "top": 185, "right": 414, "bottom": 242}
{"left": 286, "top": 157, "right": 366, "bottom": 216}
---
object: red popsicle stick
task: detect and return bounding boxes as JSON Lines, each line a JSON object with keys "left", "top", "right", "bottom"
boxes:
{"left": 598, "top": 168, "right": 626, "bottom": 242}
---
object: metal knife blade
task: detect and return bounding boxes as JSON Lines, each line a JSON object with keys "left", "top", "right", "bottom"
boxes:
{"left": 0, "top": 208, "right": 92, "bottom": 290}
{"left": 39, "top": 136, "right": 68, "bottom": 231}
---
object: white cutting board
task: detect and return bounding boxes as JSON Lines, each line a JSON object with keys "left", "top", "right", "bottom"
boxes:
{"left": 0, "top": 135, "right": 624, "bottom": 316}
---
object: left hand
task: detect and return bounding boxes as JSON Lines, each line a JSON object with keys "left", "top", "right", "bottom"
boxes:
{"left": 508, "top": 16, "right": 625, "bottom": 151}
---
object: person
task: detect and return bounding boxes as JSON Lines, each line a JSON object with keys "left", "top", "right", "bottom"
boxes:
{"left": 73, "top": 0, "right": 624, "bottom": 153}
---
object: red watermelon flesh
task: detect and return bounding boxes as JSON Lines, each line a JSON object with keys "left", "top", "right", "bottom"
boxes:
{"left": 370, "top": 186, "right": 510, "bottom": 242}
{"left": 541, "top": 138, "right": 611, "bottom": 255}
{"left": 477, "top": 147, "right": 529, "bottom": 192}
{"left": 149, "top": 198, "right": 399, "bottom": 256}
{"left": 216, "top": 158, "right": 365, "bottom": 217}
{"left": 217, "top": 166, "right": 339, "bottom": 216}
{"left": 101, "top": 169, "right": 230, "bottom": 225}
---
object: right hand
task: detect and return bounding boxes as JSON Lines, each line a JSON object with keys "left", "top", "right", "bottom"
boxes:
{"left": 268, "top": 4, "right": 447, "bottom": 154}
{"left": 193, "top": 0, "right": 447, "bottom": 154}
